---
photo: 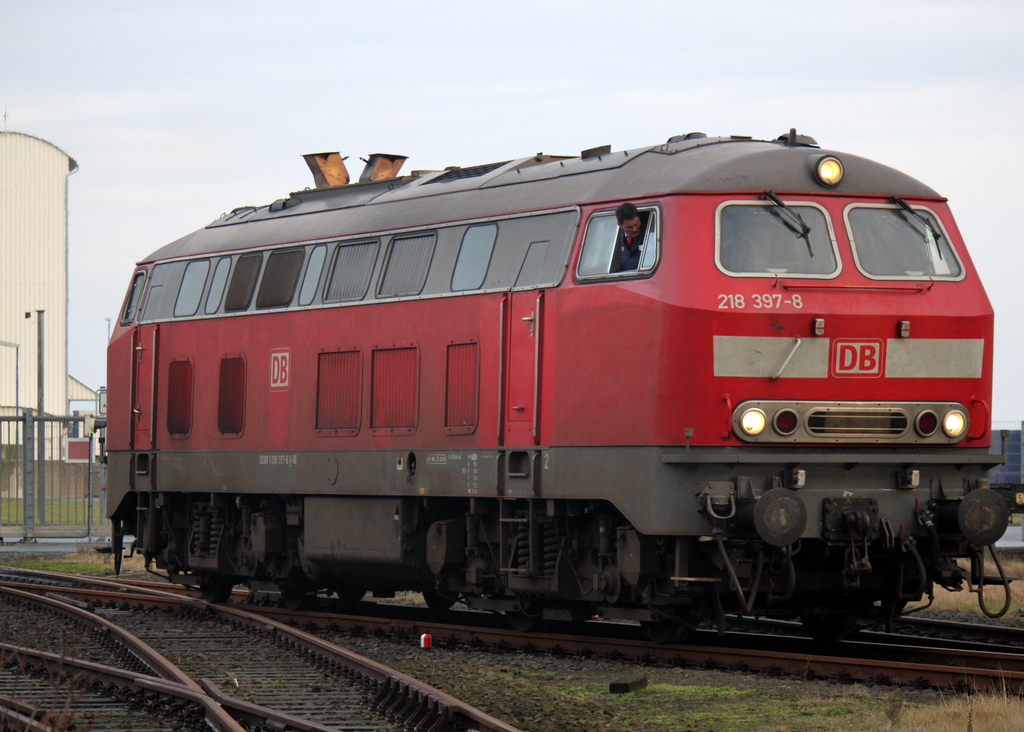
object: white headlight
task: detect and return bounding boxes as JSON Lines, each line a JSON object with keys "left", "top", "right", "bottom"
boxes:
{"left": 816, "top": 156, "right": 843, "bottom": 187}
{"left": 740, "top": 408, "right": 767, "bottom": 436}
{"left": 942, "top": 410, "right": 967, "bottom": 438}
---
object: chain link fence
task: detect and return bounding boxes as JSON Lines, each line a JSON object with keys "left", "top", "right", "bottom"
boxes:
{"left": 0, "top": 411, "right": 108, "bottom": 541}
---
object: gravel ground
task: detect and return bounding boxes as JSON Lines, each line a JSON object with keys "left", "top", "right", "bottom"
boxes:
{"left": 0, "top": 564, "right": 1008, "bottom": 731}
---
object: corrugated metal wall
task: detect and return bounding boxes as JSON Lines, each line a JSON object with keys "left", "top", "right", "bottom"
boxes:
{"left": 0, "top": 131, "right": 76, "bottom": 416}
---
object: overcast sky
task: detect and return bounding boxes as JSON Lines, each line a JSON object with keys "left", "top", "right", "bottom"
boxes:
{"left": 2, "top": 0, "right": 1023, "bottom": 421}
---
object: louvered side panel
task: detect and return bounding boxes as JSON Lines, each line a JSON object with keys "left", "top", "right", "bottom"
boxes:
{"left": 445, "top": 342, "right": 478, "bottom": 433}
{"left": 371, "top": 347, "right": 417, "bottom": 431}
{"left": 317, "top": 350, "right": 361, "bottom": 431}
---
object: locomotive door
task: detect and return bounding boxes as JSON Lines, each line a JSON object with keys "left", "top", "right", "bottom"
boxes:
{"left": 504, "top": 291, "right": 542, "bottom": 445}
{"left": 130, "top": 324, "right": 159, "bottom": 451}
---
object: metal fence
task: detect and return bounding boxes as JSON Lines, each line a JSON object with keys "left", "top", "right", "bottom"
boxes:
{"left": 0, "top": 410, "right": 109, "bottom": 540}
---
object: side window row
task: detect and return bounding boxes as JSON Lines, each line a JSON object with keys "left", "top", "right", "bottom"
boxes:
{"left": 127, "top": 211, "right": 577, "bottom": 324}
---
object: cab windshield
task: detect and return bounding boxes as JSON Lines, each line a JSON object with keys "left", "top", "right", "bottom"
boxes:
{"left": 847, "top": 206, "right": 961, "bottom": 279}
{"left": 718, "top": 203, "right": 837, "bottom": 276}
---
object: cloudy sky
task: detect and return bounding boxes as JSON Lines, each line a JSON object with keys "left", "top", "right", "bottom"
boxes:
{"left": 2, "top": 0, "right": 1023, "bottom": 421}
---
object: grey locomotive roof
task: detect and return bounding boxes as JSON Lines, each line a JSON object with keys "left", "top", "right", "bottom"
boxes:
{"left": 142, "top": 134, "right": 941, "bottom": 264}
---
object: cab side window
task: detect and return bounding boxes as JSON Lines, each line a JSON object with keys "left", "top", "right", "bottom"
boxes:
{"left": 577, "top": 208, "right": 659, "bottom": 278}
{"left": 120, "top": 270, "right": 147, "bottom": 324}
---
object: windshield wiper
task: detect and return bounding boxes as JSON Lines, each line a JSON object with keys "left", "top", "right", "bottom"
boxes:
{"left": 889, "top": 197, "right": 944, "bottom": 259}
{"left": 763, "top": 191, "right": 813, "bottom": 257}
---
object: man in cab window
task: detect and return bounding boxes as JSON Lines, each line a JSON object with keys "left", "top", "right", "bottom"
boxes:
{"left": 614, "top": 202, "right": 647, "bottom": 272}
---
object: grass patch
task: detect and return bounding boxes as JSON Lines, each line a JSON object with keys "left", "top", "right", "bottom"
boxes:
{"left": 1, "top": 498, "right": 106, "bottom": 527}
{"left": 543, "top": 676, "right": 886, "bottom": 732}
{"left": 0, "top": 549, "right": 147, "bottom": 575}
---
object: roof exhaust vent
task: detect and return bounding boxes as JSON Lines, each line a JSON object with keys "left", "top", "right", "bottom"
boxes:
{"left": 581, "top": 144, "right": 611, "bottom": 159}
{"left": 303, "top": 152, "right": 350, "bottom": 188}
{"left": 359, "top": 153, "right": 408, "bottom": 183}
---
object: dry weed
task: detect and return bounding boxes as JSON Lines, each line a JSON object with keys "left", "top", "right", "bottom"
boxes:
{"left": 874, "top": 689, "right": 1024, "bottom": 732}
{"left": 926, "top": 554, "right": 1024, "bottom": 619}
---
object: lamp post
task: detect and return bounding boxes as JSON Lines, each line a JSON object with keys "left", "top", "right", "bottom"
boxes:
{"left": 0, "top": 340, "right": 18, "bottom": 416}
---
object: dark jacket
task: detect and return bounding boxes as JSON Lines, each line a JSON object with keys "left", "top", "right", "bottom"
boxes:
{"left": 615, "top": 223, "right": 647, "bottom": 272}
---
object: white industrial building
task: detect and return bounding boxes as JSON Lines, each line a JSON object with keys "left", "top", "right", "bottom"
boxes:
{"left": 0, "top": 130, "right": 94, "bottom": 416}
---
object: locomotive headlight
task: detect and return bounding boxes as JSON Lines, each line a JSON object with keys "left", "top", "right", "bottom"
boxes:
{"left": 942, "top": 409, "right": 968, "bottom": 438}
{"left": 815, "top": 156, "right": 844, "bottom": 187}
{"left": 740, "top": 408, "right": 767, "bottom": 436}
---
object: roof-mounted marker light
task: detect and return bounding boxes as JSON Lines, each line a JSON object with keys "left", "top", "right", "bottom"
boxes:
{"left": 815, "top": 156, "right": 844, "bottom": 187}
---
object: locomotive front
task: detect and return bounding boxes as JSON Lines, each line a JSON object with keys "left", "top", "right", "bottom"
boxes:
{"left": 633, "top": 137, "right": 1011, "bottom": 639}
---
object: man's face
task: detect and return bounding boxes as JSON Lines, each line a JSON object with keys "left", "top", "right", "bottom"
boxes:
{"left": 619, "top": 216, "right": 642, "bottom": 238}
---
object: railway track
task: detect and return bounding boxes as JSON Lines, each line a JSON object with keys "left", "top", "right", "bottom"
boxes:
{"left": 0, "top": 571, "right": 523, "bottom": 732}
{"left": 4, "top": 567, "right": 1024, "bottom": 700}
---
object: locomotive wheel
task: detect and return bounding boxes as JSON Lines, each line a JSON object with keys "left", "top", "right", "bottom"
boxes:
{"left": 642, "top": 606, "right": 702, "bottom": 644}
{"left": 334, "top": 587, "right": 367, "bottom": 607}
{"left": 505, "top": 611, "right": 543, "bottom": 633}
{"left": 277, "top": 584, "right": 317, "bottom": 610}
{"left": 800, "top": 612, "right": 858, "bottom": 643}
{"left": 422, "top": 589, "right": 456, "bottom": 611}
{"left": 199, "top": 575, "right": 234, "bottom": 603}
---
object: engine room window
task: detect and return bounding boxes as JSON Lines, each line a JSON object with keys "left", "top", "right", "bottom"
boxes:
{"left": 846, "top": 205, "right": 962, "bottom": 279}
{"left": 173, "top": 260, "right": 210, "bottom": 317}
{"left": 718, "top": 202, "right": 837, "bottom": 276}
{"left": 577, "top": 209, "right": 658, "bottom": 278}
{"left": 451, "top": 225, "right": 497, "bottom": 291}
{"left": 166, "top": 359, "right": 193, "bottom": 436}
{"left": 256, "top": 248, "right": 304, "bottom": 308}
{"left": 218, "top": 357, "right": 246, "bottom": 435}
{"left": 378, "top": 234, "right": 436, "bottom": 297}
{"left": 298, "top": 245, "right": 327, "bottom": 306}
{"left": 324, "top": 241, "right": 377, "bottom": 302}
{"left": 224, "top": 254, "right": 263, "bottom": 311}
{"left": 120, "top": 270, "right": 147, "bottom": 324}
{"left": 205, "top": 257, "right": 231, "bottom": 314}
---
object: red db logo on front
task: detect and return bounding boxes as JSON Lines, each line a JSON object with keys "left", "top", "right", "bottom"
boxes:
{"left": 831, "top": 339, "right": 884, "bottom": 378}
{"left": 270, "top": 348, "right": 291, "bottom": 391}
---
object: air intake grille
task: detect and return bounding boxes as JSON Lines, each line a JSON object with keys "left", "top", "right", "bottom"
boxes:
{"left": 806, "top": 409, "right": 908, "bottom": 437}
{"left": 423, "top": 161, "right": 510, "bottom": 184}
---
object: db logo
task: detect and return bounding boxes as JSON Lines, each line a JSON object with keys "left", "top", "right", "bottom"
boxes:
{"left": 831, "top": 339, "right": 884, "bottom": 378}
{"left": 270, "top": 348, "right": 291, "bottom": 391}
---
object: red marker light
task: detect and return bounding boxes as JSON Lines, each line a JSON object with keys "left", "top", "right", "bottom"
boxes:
{"left": 420, "top": 633, "right": 432, "bottom": 649}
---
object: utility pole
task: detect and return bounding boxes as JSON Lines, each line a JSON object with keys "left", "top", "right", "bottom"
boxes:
{"left": 27, "top": 310, "right": 45, "bottom": 525}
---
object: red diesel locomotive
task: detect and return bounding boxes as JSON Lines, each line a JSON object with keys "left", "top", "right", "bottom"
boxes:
{"left": 106, "top": 130, "right": 1010, "bottom": 641}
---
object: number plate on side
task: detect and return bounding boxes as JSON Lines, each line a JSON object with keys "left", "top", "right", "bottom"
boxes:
{"left": 822, "top": 497, "right": 880, "bottom": 541}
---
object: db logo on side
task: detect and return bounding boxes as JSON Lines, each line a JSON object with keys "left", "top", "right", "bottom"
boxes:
{"left": 270, "top": 348, "right": 291, "bottom": 391}
{"left": 831, "top": 339, "right": 884, "bottom": 378}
